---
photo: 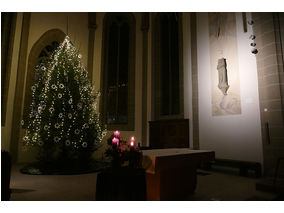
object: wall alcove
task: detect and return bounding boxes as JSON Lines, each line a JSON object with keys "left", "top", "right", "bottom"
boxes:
{"left": 22, "top": 29, "right": 66, "bottom": 126}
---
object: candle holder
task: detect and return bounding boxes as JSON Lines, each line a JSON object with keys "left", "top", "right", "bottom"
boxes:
{"left": 128, "top": 148, "right": 143, "bottom": 169}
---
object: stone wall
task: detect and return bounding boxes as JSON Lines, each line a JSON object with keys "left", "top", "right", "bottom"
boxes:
{"left": 253, "top": 12, "right": 284, "bottom": 176}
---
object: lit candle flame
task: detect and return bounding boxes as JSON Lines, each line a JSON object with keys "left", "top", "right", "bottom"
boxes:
{"left": 114, "top": 130, "right": 120, "bottom": 138}
{"left": 130, "top": 136, "right": 135, "bottom": 147}
{"left": 112, "top": 137, "right": 119, "bottom": 146}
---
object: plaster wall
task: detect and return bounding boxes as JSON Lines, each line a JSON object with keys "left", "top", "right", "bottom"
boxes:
{"left": 196, "top": 13, "right": 263, "bottom": 163}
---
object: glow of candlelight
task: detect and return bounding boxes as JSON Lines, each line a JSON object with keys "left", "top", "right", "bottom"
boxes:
{"left": 130, "top": 136, "right": 135, "bottom": 147}
{"left": 112, "top": 137, "right": 119, "bottom": 146}
{"left": 114, "top": 130, "right": 120, "bottom": 138}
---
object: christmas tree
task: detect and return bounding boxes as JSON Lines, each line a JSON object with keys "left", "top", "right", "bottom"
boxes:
{"left": 22, "top": 36, "right": 106, "bottom": 170}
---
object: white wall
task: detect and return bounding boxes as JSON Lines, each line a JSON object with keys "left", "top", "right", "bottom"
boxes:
{"left": 196, "top": 13, "right": 263, "bottom": 163}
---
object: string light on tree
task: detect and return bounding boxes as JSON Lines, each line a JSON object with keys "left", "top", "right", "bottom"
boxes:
{"left": 22, "top": 36, "right": 106, "bottom": 163}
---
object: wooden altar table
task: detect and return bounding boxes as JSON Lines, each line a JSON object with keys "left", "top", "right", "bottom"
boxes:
{"left": 142, "top": 148, "right": 215, "bottom": 200}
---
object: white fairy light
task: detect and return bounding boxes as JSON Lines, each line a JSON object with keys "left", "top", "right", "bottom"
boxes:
{"left": 44, "top": 125, "right": 49, "bottom": 131}
{"left": 23, "top": 35, "right": 105, "bottom": 152}
{"left": 65, "top": 140, "right": 71, "bottom": 146}
{"left": 49, "top": 107, "right": 54, "bottom": 113}
{"left": 32, "top": 134, "right": 38, "bottom": 142}
{"left": 38, "top": 106, "right": 43, "bottom": 114}
{"left": 77, "top": 102, "right": 82, "bottom": 109}
{"left": 83, "top": 123, "right": 89, "bottom": 129}
{"left": 88, "top": 118, "right": 93, "bottom": 124}
{"left": 68, "top": 113, "right": 72, "bottom": 119}
{"left": 54, "top": 136, "right": 60, "bottom": 143}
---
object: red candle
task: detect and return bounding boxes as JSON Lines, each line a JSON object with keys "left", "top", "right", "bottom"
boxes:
{"left": 114, "top": 130, "right": 120, "bottom": 138}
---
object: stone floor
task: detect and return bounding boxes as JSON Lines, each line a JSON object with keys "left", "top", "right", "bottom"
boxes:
{"left": 186, "top": 170, "right": 278, "bottom": 201}
{"left": 9, "top": 164, "right": 279, "bottom": 201}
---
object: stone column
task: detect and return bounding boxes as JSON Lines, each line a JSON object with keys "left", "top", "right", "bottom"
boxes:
{"left": 1, "top": 13, "right": 17, "bottom": 126}
{"left": 87, "top": 12, "right": 97, "bottom": 81}
{"left": 10, "top": 12, "right": 31, "bottom": 162}
{"left": 190, "top": 13, "right": 200, "bottom": 149}
{"left": 141, "top": 13, "right": 149, "bottom": 147}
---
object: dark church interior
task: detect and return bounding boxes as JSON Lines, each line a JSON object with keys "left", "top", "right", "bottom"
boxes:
{"left": 1, "top": 10, "right": 284, "bottom": 205}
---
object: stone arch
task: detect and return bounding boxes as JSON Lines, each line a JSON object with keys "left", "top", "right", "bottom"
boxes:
{"left": 23, "top": 29, "right": 66, "bottom": 125}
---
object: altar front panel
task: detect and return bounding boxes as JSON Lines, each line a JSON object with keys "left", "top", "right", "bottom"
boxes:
{"left": 142, "top": 148, "right": 215, "bottom": 200}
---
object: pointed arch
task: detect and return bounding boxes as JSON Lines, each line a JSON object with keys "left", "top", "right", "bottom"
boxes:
{"left": 152, "top": 13, "right": 184, "bottom": 120}
{"left": 23, "top": 29, "right": 66, "bottom": 125}
{"left": 100, "top": 13, "right": 136, "bottom": 131}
